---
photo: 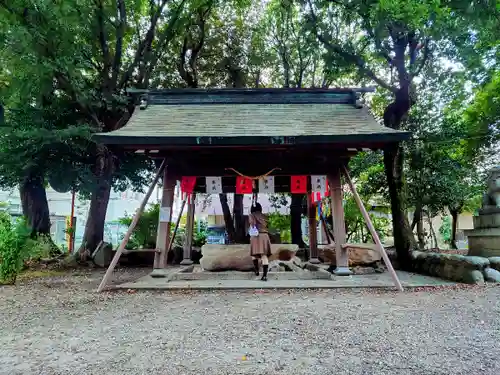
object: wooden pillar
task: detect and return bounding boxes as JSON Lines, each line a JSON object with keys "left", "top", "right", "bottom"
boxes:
{"left": 153, "top": 168, "right": 176, "bottom": 269}
{"left": 328, "top": 167, "right": 352, "bottom": 275}
{"left": 180, "top": 194, "right": 196, "bottom": 265}
{"left": 342, "top": 165, "right": 403, "bottom": 291}
{"left": 307, "top": 197, "right": 320, "bottom": 263}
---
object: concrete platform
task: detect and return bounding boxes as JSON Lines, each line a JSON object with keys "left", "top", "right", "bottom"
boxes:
{"left": 113, "top": 270, "right": 455, "bottom": 291}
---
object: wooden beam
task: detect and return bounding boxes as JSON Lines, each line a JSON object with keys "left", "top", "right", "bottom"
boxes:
{"left": 168, "top": 197, "right": 186, "bottom": 255}
{"left": 155, "top": 147, "right": 351, "bottom": 176}
{"left": 328, "top": 169, "right": 351, "bottom": 275}
{"left": 97, "top": 159, "right": 167, "bottom": 292}
{"left": 342, "top": 165, "right": 404, "bottom": 291}
{"left": 180, "top": 194, "right": 196, "bottom": 265}
{"left": 308, "top": 198, "right": 320, "bottom": 263}
{"left": 154, "top": 169, "right": 176, "bottom": 269}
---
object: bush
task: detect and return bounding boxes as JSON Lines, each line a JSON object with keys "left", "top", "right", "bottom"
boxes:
{"left": 439, "top": 216, "right": 452, "bottom": 245}
{"left": 343, "top": 195, "right": 391, "bottom": 243}
{"left": 268, "top": 213, "right": 291, "bottom": 243}
{"left": 118, "top": 204, "right": 159, "bottom": 249}
{"left": 192, "top": 220, "right": 208, "bottom": 247}
{"left": 172, "top": 220, "right": 208, "bottom": 249}
{"left": 119, "top": 205, "right": 208, "bottom": 250}
{"left": 0, "top": 213, "right": 54, "bottom": 284}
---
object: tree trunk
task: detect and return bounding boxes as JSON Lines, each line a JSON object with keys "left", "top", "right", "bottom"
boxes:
{"left": 427, "top": 211, "right": 438, "bottom": 250}
{"left": 383, "top": 146, "right": 416, "bottom": 269}
{"left": 232, "top": 193, "right": 246, "bottom": 243}
{"left": 290, "top": 194, "right": 305, "bottom": 247}
{"left": 77, "top": 146, "right": 114, "bottom": 260}
{"left": 19, "top": 170, "right": 52, "bottom": 236}
{"left": 411, "top": 203, "right": 425, "bottom": 249}
{"left": 219, "top": 193, "right": 235, "bottom": 243}
{"left": 417, "top": 217, "right": 425, "bottom": 250}
{"left": 382, "top": 89, "right": 417, "bottom": 270}
{"left": 450, "top": 209, "right": 459, "bottom": 249}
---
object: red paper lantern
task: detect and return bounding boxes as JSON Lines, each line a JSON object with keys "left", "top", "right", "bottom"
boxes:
{"left": 236, "top": 176, "right": 253, "bottom": 194}
{"left": 291, "top": 176, "right": 307, "bottom": 194}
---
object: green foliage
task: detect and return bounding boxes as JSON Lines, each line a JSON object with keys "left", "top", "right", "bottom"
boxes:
{"left": 463, "top": 71, "right": 500, "bottom": 154}
{"left": 343, "top": 195, "right": 391, "bottom": 243}
{"left": 268, "top": 212, "right": 291, "bottom": 243}
{"left": 439, "top": 216, "right": 452, "bottom": 245}
{"left": 118, "top": 204, "right": 159, "bottom": 249}
{"left": 0, "top": 213, "right": 53, "bottom": 284}
{"left": 192, "top": 220, "right": 208, "bottom": 248}
{"left": 0, "top": 0, "right": 497, "bottom": 255}
{"left": 172, "top": 220, "right": 208, "bottom": 248}
{"left": 119, "top": 205, "right": 208, "bottom": 250}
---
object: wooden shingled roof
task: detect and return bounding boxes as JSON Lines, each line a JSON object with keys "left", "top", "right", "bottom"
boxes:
{"left": 93, "top": 88, "right": 410, "bottom": 147}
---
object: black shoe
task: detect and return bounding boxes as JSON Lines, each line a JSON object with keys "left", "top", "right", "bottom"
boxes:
{"left": 261, "top": 265, "right": 268, "bottom": 281}
{"left": 252, "top": 259, "right": 259, "bottom": 276}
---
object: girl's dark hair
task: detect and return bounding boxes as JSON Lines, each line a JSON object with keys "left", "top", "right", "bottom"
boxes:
{"left": 251, "top": 202, "right": 262, "bottom": 213}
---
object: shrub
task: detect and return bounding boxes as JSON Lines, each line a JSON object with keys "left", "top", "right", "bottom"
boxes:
{"left": 0, "top": 213, "right": 55, "bottom": 284}
{"left": 119, "top": 205, "right": 208, "bottom": 250}
{"left": 118, "top": 203, "right": 159, "bottom": 249}
{"left": 439, "top": 216, "right": 452, "bottom": 245}
{"left": 268, "top": 213, "right": 292, "bottom": 243}
{"left": 172, "top": 220, "right": 207, "bottom": 249}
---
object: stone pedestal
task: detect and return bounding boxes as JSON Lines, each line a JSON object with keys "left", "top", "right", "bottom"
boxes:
{"left": 465, "top": 167, "right": 500, "bottom": 258}
{"left": 465, "top": 212, "right": 500, "bottom": 258}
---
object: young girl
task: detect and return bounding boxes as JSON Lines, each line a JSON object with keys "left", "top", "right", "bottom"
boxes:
{"left": 248, "top": 202, "right": 272, "bottom": 281}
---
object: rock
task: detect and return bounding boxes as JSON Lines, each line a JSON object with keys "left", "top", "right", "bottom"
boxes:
{"left": 461, "top": 256, "right": 490, "bottom": 270}
{"left": 91, "top": 242, "right": 113, "bottom": 268}
{"left": 488, "top": 257, "right": 500, "bottom": 271}
{"left": 318, "top": 243, "right": 382, "bottom": 266}
{"left": 179, "top": 264, "right": 195, "bottom": 273}
{"left": 269, "top": 260, "right": 285, "bottom": 272}
{"left": 199, "top": 244, "right": 299, "bottom": 272}
{"left": 410, "top": 252, "right": 492, "bottom": 283}
{"left": 442, "top": 263, "right": 456, "bottom": 280}
{"left": 462, "top": 269, "right": 485, "bottom": 284}
{"left": 302, "top": 263, "right": 321, "bottom": 272}
{"left": 483, "top": 267, "right": 500, "bottom": 282}
{"left": 279, "top": 257, "right": 304, "bottom": 272}
{"left": 268, "top": 260, "right": 285, "bottom": 273}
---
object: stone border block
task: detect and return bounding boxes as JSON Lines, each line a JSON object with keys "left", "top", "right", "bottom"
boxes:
{"left": 488, "top": 257, "right": 500, "bottom": 271}
{"left": 411, "top": 252, "right": 490, "bottom": 284}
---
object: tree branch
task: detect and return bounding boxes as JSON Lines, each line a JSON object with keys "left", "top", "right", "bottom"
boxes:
{"left": 118, "top": 0, "right": 169, "bottom": 89}
{"left": 94, "top": 0, "right": 111, "bottom": 85}
{"left": 111, "top": 0, "right": 127, "bottom": 86}
{"left": 141, "top": 0, "right": 187, "bottom": 87}
{"left": 178, "top": 36, "right": 195, "bottom": 87}
{"left": 412, "top": 38, "right": 431, "bottom": 78}
{"left": 307, "top": 0, "right": 397, "bottom": 94}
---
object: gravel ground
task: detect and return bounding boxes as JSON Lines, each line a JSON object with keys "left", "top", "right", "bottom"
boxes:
{"left": 0, "top": 268, "right": 499, "bottom": 375}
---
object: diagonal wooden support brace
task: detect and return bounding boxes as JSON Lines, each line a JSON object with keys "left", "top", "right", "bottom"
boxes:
{"left": 96, "top": 159, "right": 167, "bottom": 292}
{"left": 342, "top": 165, "right": 404, "bottom": 292}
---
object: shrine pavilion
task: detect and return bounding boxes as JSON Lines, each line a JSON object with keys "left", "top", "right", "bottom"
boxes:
{"left": 94, "top": 88, "right": 410, "bottom": 292}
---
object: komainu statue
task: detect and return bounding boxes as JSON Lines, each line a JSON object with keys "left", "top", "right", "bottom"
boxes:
{"left": 480, "top": 166, "right": 500, "bottom": 213}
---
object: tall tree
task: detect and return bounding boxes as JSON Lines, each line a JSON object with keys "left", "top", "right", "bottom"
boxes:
{"left": 0, "top": 0, "right": 188, "bottom": 256}
{"left": 305, "top": 0, "right": 498, "bottom": 268}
